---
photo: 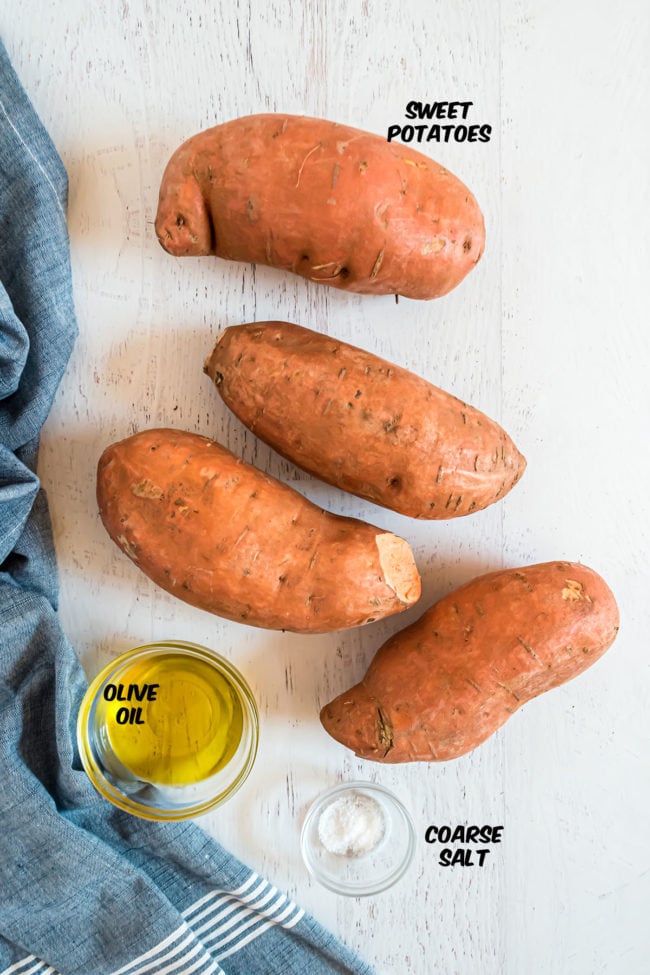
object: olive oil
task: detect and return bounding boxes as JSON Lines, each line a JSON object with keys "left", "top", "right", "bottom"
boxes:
{"left": 101, "top": 653, "right": 244, "bottom": 786}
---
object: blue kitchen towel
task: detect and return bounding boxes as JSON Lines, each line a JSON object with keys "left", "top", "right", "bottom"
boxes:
{"left": 0, "top": 40, "right": 375, "bottom": 975}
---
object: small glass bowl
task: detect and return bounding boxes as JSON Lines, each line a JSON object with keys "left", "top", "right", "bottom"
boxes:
{"left": 300, "top": 781, "right": 415, "bottom": 896}
{"left": 77, "top": 641, "right": 258, "bottom": 821}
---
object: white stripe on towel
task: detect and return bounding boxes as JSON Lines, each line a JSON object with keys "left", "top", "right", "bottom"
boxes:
{"left": 109, "top": 923, "right": 222, "bottom": 975}
{"left": 0, "top": 959, "right": 61, "bottom": 975}
{"left": 215, "top": 907, "right": 306, "bottom": 962}
{"left": 182, "top": 878, "right": 269, "bottom": 928}
{"left": 177, "top": 871, "right": 305, "bottom": 964}
{"left": 193, "top": 887, "right": 285, "bottom": 940}
{"left": 110, "top": 925, "right": 189, "bottom": 975}
{"left": 210, "top": 900, "right": 298, "bottom": 950}
{"left": 183, "top": 881, "right": 269, "bottom": 930}
{"left": 190, "top": 882, "right": 281, "bottom": 938}
{"left": 200, "top": 892, "right": 291, "bottom": 945}
{"left": 0, "top": 959, "right": 36, "bottom": 975}
{"left": 181, "top": 872, "right": 260, "bottom": 921}
{"left": 105, "top": 870, "right": 303, "bottom": 975}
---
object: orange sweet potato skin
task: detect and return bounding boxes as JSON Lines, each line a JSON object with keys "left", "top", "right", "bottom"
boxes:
{"left": 155, "top": 114, "right": 485, "bottom": 300}
{"left": 320, "top": 561, "right": 619, "bottom": 761}
{"left": 204, "top": 321, "right": 526, "bottom": 519}
{"left": 96, "top": 428, "right": 421, "bottom": 633}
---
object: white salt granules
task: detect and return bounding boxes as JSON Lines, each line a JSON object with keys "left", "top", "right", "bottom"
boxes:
{"left": 317, "top": 792, "right": 386, "bottom": 857}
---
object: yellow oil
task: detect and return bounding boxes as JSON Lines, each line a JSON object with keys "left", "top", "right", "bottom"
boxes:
{"left": 101, "top": 653, "right": 244, "bottom": 787}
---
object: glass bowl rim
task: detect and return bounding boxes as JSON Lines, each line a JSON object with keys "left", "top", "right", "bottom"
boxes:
{"left": 300, "top": 779, "right": 416, "bottom": 896}
{"left": 76, "top": 639, "right": 259, "bottom": 821}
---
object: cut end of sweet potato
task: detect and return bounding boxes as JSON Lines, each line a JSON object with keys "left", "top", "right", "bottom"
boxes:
{"left": 375, "top": 532, "right": 421, "bottom": 605}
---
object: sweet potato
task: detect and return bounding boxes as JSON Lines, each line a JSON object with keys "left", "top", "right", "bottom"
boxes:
{"left": 320, "top": 561, "right": 619, "bottom": 761}
{"left": 96, "top": 428, "right": 421, "bottom": 633}
{"left": 155, "top": 114, "right": 485, "bottom": 300}
{"left": 204, "top": 321, "right": 526, "bottom": 519}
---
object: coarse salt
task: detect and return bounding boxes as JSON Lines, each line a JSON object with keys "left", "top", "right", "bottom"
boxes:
{"left": 317, "top": 792, "right": 386, "bottom": 857}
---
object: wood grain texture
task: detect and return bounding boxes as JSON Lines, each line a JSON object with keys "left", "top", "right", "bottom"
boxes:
{"left": 1, "top": 0, "right": 648, "bottom": 972}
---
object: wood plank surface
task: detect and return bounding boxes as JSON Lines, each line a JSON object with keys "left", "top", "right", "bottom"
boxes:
{"left": 1, "top": 1, "right": 648, "bottom": 971}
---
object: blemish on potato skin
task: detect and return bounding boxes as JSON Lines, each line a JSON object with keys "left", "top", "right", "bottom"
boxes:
{"left": 562, "top": 579, "right": 592, "bottom": 603}
{"left": 310, "top": 261, "right": 347, "bottom": 280}
{"left": 370, "top": 248, "right": 385, "bottom": 279}
{"left": 295, "top": 142, "right": 321, "bottom": 186}
{"left": 130, "top": 479, "right": 164, "bottom": 500}
{"left": 377, "top": 708, "right": 394, "bottom": 756}
{"left": 517, "top": 635, "right": 539, "bottom": 660}
{"left": 514, "top": 571, "right": 534, "bottom": 592}
{"left": 421, "top": 236, "right": 446, "bottom": 255}
{"left": 117, "top": 534, "right": 138, "bottom": 561}
{"left": 373, "top": 201, "right": 389, "bottom": 228}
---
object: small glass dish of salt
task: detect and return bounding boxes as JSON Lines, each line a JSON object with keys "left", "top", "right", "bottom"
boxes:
{"left": 300, "top": 781, "right": 415, "bottom": 895}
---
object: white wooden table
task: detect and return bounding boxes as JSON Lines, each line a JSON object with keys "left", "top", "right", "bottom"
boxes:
{"left": 3, "top": 1, "right": 649, "bottom": 972}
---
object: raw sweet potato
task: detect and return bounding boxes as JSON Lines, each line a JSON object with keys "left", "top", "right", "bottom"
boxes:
{"left": 96, "top": 428, "right": 421, "bottom": 633}
{"left": 320, "top": 561, "right": 619, "bottom": 761}
{"left": 204, "top": 321, "right": 526, "bottom": 519}
{"left": 155, "top": 114, "right": 485, "bottom": 300}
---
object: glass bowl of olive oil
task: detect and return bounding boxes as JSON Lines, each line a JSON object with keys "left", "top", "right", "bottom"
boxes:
{"left": 77, "top": 641, "right": 259, "bottom": 820}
